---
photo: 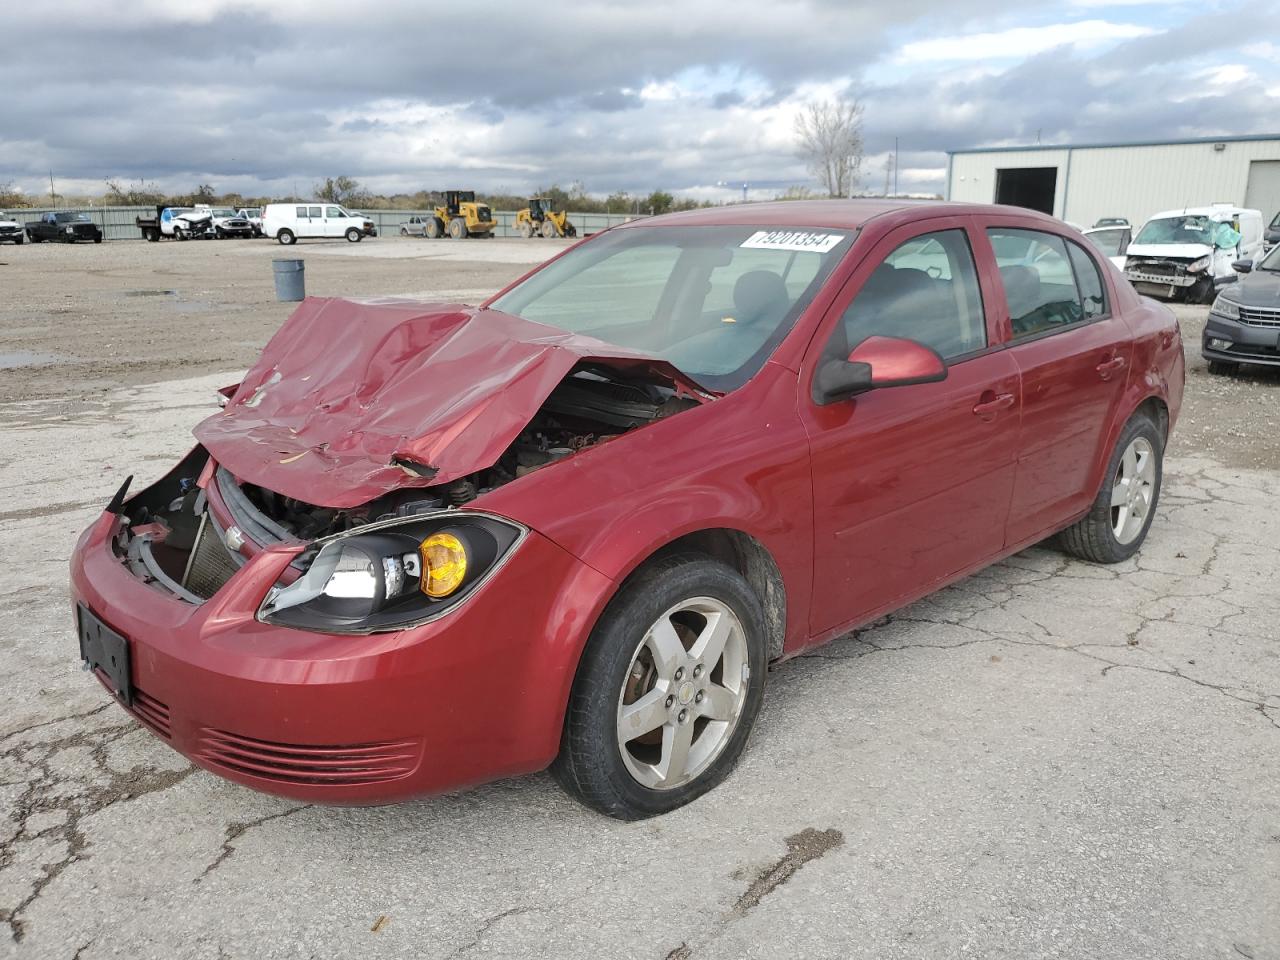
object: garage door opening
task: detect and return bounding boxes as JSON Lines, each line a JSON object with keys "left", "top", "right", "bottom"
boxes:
{"left": 995, "top": 167, "right": 1058, "bottom": 215}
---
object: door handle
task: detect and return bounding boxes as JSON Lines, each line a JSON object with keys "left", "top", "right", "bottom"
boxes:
{"left": 1096, "top": 356, "right": 1127, "bottom": 379}
{"left": 972, "top": 393, "right": 1015, "bottom": 419}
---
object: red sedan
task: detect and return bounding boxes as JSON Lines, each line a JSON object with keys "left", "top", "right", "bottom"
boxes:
{"left": 70, "top": 200, "right": 1184, "bottom": 819}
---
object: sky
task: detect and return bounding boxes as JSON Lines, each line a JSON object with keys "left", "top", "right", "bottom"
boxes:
{"left": 2, "top": 0, "right": 1277, "bottom": 203}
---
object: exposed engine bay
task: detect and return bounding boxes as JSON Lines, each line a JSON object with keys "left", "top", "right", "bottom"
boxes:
{"left": 114, "top": 364, "right": 699, "bottom": 601}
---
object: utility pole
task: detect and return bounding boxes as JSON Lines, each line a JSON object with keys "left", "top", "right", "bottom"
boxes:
{"left": 48, "top": 170, "right": 56, "bottom": 205}
{"left": 893, "top": 138, "right": 899, "bottom": 197}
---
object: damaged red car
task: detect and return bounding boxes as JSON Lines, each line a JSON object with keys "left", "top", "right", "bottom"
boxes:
{"left": 70, "top": 200, "right": 1184, "bottom": 819}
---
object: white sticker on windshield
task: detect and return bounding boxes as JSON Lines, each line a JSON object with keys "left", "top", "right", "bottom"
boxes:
{"left": 740, "top": 230, "right": 846, "bottom": 253}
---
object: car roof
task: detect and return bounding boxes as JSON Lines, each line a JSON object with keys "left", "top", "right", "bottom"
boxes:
{"left": 1146, "top": 205, "right": 1260, "bottom": 221}
{"left": 619, "top": 198, "right": 1065, "bottom": 231}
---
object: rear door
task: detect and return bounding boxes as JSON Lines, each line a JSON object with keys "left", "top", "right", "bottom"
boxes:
{"left": 979, "top": 220, "right": 1132, "bottom": 546}
{"left": 801, "top": 219, "right": 1021, "bottom": 636}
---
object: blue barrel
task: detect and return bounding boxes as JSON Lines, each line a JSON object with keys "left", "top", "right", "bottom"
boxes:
{"left": 272, "top": 258, "right": 305, "bottom": 301}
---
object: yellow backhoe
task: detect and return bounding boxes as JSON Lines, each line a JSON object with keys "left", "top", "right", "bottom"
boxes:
{"left": 426, "top": 191, "right": 495, "bottom": 239}
{"left": 515, "top": 197, "right": 577, "bottom": 238}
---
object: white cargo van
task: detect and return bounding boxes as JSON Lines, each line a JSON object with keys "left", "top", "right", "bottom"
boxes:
{"left": 261, "top": 203, "right": 377, "bottom": 245}
{"left": 1124, "top": 204, "right": 1264, "bottom": 303}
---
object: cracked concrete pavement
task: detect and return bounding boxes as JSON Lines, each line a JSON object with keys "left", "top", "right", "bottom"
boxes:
{"left": 2, "top": 245, "right": 1278, "bottom": 959}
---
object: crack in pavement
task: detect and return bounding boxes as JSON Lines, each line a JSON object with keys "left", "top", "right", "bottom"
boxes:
{"left": 663, "top": 828, "right": 845, "bottom": 958}
{"left": 0, "top": 713, "right": 195, "bottom": 942}
{"left": 194, "top": 805, "right": 311, "bottom": 882}
{"left": 443, "top": 905, "right": 537, "bottom": 960}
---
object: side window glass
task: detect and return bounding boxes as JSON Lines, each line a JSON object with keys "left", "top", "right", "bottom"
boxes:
{"left": 308, "top": 206, "right": 322, "bottom": 218}
{"left": 838, "top": 229, "right": 986, "bottom": 361}
{"left": 295, "top": 206, "right": 307, "bottom": 218}
{"left": 326, "top": 206, "right": 342, "bottom": 218}
{"left": 1068, "top": 242, "right": 1106, "bottom": 319}
{"left": 988, "top": 229, "right": 1084, "bottom": 338}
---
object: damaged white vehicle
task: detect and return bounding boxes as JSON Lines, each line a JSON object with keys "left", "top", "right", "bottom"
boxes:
{"left": 1124, "top": 205, "right": 1264, "bottom": 303}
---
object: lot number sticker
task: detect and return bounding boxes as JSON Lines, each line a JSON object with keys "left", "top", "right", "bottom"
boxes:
{"left": 740, "top": 230, "right": 846, "bottom": 253}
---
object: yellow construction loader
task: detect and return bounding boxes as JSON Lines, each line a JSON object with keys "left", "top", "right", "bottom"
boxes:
{"left": 426, "top": 191, "right": 495, "bottom": 239}
{"left": 514, "top": 197, "right": 577, "bottom": 238}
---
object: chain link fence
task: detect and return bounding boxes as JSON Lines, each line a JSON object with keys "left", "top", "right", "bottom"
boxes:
{"left": 2, "top": 206, "right": 646, "bottom": 241}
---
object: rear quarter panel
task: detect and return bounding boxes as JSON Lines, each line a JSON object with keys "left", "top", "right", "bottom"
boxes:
{"left": 1091, "top": 276, "right": 1184, "bottom": 493}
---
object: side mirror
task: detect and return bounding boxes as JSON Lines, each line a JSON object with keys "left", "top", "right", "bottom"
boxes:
{"left": 816, "top": 336, "right": 947, "bottom": 404}
{"left": 1232, "top": 259, "right": 1253, "bottom": 274}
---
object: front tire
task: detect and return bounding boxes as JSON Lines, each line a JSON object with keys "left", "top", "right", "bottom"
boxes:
{"left": 1207, "top": 360, "right": 1239, "bottom": 376}
{"left": 345, "top": 227, "right": 361, "bottom": 242}
{"left": 448, "top": 217, "right": 467, "bottom": 240}
{"left": 552, "top": 554, "right": 767, "bottom": 820}
{"left": 14, "top": 234, "right": 23, "bottom": 245}
{"left": 541, "top": 219, "right": 559, "bottom": 238}
{"left": 1059, "top": 412, "right": 1163, "bottom": 563}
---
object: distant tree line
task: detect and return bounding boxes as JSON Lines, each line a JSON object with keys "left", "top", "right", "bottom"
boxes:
{"left": 0, "top": 175, "right": 716, "bottom": 214}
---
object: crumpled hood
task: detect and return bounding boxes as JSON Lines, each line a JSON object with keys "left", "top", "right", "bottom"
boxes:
{"left": 1125, "top": 242, "right": 1213, "bottom": 262}
{"left": 194, "top": 297, "right": 702, "bottom": 508}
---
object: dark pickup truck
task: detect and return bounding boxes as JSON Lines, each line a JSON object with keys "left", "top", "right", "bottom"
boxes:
{"left": 26, "top": 211, "right": 103, "bottom": 243}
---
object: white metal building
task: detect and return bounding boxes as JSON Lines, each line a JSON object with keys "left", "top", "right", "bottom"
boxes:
{"left": 946, "top": 134, "right": 1280, "bottom": 229}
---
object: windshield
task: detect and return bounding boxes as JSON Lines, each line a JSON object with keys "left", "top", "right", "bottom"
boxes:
{"left": 490, "top": 224, "right": 851, "bottom": 392}
{"left": 55, "top": 213, "right": 91, "bottom": 223}
{"left": 211, "top": 208, "right": 236, "bottom": 217}
{"left": 1135, "top": 215, "right": 1219, "bottom": 246}
{"left": 1085, "top": 229, "right": 1126, "bottom": 257}
{"left": 1259, "top": 243, "right": 1280, "bottom": 271}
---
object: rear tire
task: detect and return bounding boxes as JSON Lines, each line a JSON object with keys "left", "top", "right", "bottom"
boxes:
{"left": 1058, "top": 411, "right": 1163, "bottom": 564}
{"left": 400, "top": 227, "right": 409, "bottom": 236}
{"left": 552, "top": 553, "right": 767, "bottom": 820}
{"left": 277, "top": 229, "right": 295, "bottom": 245}
{"left": 1207, "top": 360, "right": 1239, "bottom": 376}
{"left": 448, "top": 217, "right": 467, "bottom": 240}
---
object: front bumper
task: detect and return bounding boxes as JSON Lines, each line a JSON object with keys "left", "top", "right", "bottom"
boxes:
{"left": 1201, "top": 313, "right": 1280, "bottom": 367}
{"left": 70, "top": 507, "right": 613, "bottom": 804}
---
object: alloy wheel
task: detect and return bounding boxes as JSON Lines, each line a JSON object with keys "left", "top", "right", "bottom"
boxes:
{"left": 1111, "top": 436, "right": 1156, "bottom": 544}
{"left": 615, "top": 597, "right": 750, "bottom": 791}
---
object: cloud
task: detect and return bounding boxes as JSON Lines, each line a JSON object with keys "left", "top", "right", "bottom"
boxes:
{"left": 894, "top": 19, "right": 1156, "bottom": 63}
{"left": 0, "top": 0, "right": 1274, "bottom": 203}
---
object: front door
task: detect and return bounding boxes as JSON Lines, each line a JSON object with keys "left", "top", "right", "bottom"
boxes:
{"left": 802, "top": 221, "right": 1022, "bottom": 636}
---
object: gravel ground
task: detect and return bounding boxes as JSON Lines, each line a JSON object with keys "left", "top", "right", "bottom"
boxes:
{"left": 1, "top": 240, "right": 1278, "bottom": 959}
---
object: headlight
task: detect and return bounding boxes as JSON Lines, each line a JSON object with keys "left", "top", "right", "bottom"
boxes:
{"left": 1210, "top": 295, "right": 1240, "bottom": 320}
{"left": 66, "top": 226, "right": 75, "bottom": 234}
{"left": 259, "top": 512, "right": 523, "bottom": 634}
{"left": 1187, "top": 255, "right": 1212, "bottom": 274}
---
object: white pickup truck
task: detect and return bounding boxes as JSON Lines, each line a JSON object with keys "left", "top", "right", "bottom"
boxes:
{"left": 0, "top": 211, "right": 23, "bottom": 244}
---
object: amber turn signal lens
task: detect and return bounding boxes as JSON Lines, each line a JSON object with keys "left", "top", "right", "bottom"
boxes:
{"left": 419, "top": 532, "right": 468, "bottom": 598}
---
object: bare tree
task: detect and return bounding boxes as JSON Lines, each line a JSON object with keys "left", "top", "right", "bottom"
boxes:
{"left": 315, "top": 176, "right": 369, "bottom": 205}
{"left": 794, "top": 98, "right": 865, "bottom": 198}
{"left": 104, "top": 177, "right": 164, "bottom": 205}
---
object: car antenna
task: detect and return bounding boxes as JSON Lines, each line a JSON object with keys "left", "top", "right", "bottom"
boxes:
{"left": 105, "top": 475, "right": 134, "bottom": 515}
